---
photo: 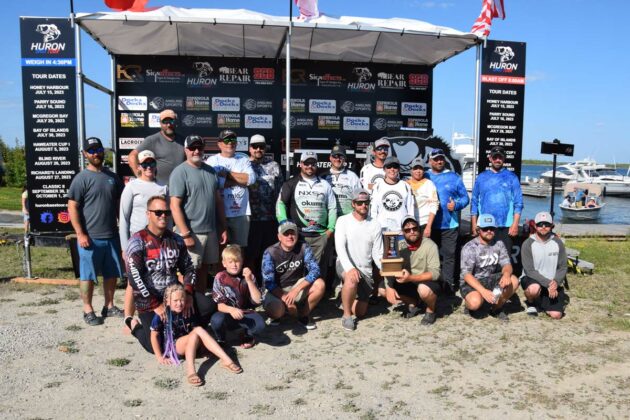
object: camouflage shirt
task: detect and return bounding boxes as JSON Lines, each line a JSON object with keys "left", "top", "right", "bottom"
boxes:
{"left": 459, "top": 237, "right": 510, "bottom": 287}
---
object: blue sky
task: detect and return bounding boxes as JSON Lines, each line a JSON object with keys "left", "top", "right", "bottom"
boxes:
{"left": 3, "top": 0, "right": 629, "bottom": 162}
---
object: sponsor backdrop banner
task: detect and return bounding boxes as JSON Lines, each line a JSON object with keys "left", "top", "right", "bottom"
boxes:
{"left": 478, "top": 40, "right": 526, "bottom": 178}
{"left": 115, "top": 55, "right": 433, "bottom": 177}
{"left": 20, "top": 17, "right": 78, "bottom": 233}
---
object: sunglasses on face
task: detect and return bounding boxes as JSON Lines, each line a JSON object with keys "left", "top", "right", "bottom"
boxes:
{"left": 148, "top": 209, "right": 171, "bottom": 217}
{"left": 491, "top": 154, "right": 505, "bottom": 160}
{"left": 140, "top": 161, "right": 157, "bottom": 169}
{"left": 353, "top": 200, "right": 370, "bottom": 207}
{"left": 403, "top": 226, "right": 420, "bottom": 233}
{"left": 536, "top": 222, "right": 552, "bottom": 228}
{"left": 385, "top": 164, "right": 400, "bottom": 170}
{"left": 431, "top": 156, "right": 445, "bottom": 162}
{"left": 161, "top": 119, "right": 176, "bottom": 125}
{"left": 331, "top": 154, "right": 345, "bottom": 159}
{"left": 302, "top": 161, "right": 317, "bottom": 167}
{"left": 86, "top": 147, "right": 104, "bottom": 154}
{"left": 250, "top": 144, "right": 265, "bottom": 150}
{"left": 222, "top": 137, "right": 237, "bottom": 144}
{"left": 282, "top": 230, "right": 297, "bottom": 237}
{"left": 375, "top": 146, "right": 389, "bottom": 152}
{"left": 479, "top": 227, "right": 496, "bottom": 232}
{"left": 187, "top": 146, "right": 204, "bottom": 151}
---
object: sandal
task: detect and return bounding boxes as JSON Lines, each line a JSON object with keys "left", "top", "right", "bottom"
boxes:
{"left": 187, "top": 373, "right": 204, "bottom": 387}
{"left": 221, "top": 362, "right": 243, "bottom": 374}
{"left": 240, "top": 335, "right": 256, "bottom": 349}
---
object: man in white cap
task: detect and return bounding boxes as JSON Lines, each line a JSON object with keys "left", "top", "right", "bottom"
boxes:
{"left": 245, "top": 134, "right": 284, "bottom": 282}
{"left": 459, "top": 213, "right": 518, "bottom": 322}
{"left": 335, "top": 188, "right": 383, "bottom": 331}
{"left": 128, "top": 109, "right": 185, "bottom": 185}
{"left": 322, "top": 145, "right": 362, "bottom": 217}
{"left": 520, "top": 212, "right": 567, "bottom": 319}
{"left": 276, "top": 151, "right": 337, "bottom": 266}
{"left": 360, "top": 138, "right": 389, "bottom": 193}
{"left": 170, "top": 135, "right": 227, "bottom": 292}
{"left": 206, "top": 129, "right": 256, "bottom": 251}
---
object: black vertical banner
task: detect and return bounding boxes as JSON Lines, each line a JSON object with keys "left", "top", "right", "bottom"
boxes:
{"left": 478, "top": 40, "right": 526, "bottom": 177}
{"left": 20, "top": 17, "right": 78, "bottom": 233}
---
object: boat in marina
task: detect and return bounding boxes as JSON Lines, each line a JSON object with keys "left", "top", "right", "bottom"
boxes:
{"left": 559, "top": 182, "right": 605, "bottom": 221}
{"left": 540, "top": 158, "right": 630, "bottom": 196}
{"left": 450, "top": 132, "right": 474, "bottom": 191}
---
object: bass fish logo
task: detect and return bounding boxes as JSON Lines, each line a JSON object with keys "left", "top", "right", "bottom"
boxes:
{"left": 31, "top": 23, "right": 65, "bottom": 54}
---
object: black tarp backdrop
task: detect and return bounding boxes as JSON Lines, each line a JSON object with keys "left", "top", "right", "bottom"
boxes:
{"left": 20, "top": 17, "right": 79, "bottom": 233}
{"left": 114, "top": 55, "right": 434, "bottom": 179}
{"left": 478, "top": 40, "right": 526, "bottom": 178}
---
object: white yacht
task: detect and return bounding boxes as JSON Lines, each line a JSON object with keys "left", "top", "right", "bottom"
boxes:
{"left": 541, "top": 158, "right": 630, "bottom": 196}
{"left": 451, "top": 132, "right": 474, "bottom": 191}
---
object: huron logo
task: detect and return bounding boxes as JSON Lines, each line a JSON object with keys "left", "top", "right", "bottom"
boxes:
{"left": 32, "top": 24, "right": 65, "bottom": 54}
{"left": 490, "top": 46, "right": 518, "bottom": 73}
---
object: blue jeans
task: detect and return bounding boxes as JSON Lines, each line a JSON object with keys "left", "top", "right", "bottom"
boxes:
{"left": 210, "top": 311, "right": 265, "bottom": 342}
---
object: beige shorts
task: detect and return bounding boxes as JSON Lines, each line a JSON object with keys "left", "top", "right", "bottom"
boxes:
{"left": 188, "top": 231, "right": 219, "bottom": 267}
{"left": 226, "top": 215, "right": 250, "bottom": 247}
{"left": 263, "top": 278, "right": 309, "bottom": 310}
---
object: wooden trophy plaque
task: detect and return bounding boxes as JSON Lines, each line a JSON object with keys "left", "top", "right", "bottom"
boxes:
{"left": 380, "top": 231, "right": 404, "bottom": 276}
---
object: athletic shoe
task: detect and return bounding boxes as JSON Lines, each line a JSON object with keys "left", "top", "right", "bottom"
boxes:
{"left": 403, "top": 305, "right": 423, "bottom": 319}
{"left": 101, "top": 305, "right": 124, "bottom": 318}
{"left": 341, "top": 316, "right": 356, "bottom": 331}
{"left": 492, "top": 309, "right": 509, "bottom": 323}
{"left": 420, "top": 312, "right": 436, "bottom": 326}
{"left": 525, "top": 305, "right": 539, "bottom": 317}
{"left": 83, "top": 311, "right": 103, "bottom": 326}
{"left": 267, "top": 318, "right": 281, "bottom": 326}
{"left": 298, "top": 316, "right": 317, "bottom": 330}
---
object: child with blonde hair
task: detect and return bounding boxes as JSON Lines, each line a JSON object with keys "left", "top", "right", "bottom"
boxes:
{"left": 150, "top": 283, "right": 242, "bottom": 387}
{"left": 211, "top": 245, "right": 265, "bottom": 348}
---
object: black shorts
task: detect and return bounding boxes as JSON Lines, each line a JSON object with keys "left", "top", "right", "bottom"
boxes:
{"left": 460, "top": 272, "right": 502, "bottom": 299}
{"left": 521, "top": 276, "right": 566, "bottom": 313}
{"left": 391, "top": 279, "right": 441, "bottom": 300}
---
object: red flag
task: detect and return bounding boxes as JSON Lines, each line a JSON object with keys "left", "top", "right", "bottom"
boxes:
{"left": 104, "top": 0, "right": 155, "bottom": 12}
{"left": 471, "top": 0, "right": 506, "bottom": 38}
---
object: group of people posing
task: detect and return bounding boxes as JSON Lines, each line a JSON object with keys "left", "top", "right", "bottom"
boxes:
{"left": 66, "top": 109, "right": 568, "bottom": 386}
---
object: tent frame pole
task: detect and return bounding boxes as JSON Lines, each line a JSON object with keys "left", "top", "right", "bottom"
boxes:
{"left": 284, "top": 1, "right": 293, "bottom": 174}
{"left": 472, "top": 42, "right": 482, "bottom": 183}
{"left": 74, "top": 14, "right": 86, "bottom": 168}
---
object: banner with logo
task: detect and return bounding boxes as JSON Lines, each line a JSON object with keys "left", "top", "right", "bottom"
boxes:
{"left": 114, "top": 55, "right": 433, "bottom": 178}
{"left": 20, "top": 17, "right": 78, "bottom": 233}
{"left": 478, "top": 40, "right": 526, "bottom": 178}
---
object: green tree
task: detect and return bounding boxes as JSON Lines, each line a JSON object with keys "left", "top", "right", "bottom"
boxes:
{"left": 0, "top": 137, "right": 26, "bottom": 187}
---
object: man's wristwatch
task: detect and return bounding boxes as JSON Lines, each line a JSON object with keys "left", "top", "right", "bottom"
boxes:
{"left": 181, "top": 231, "right": 192, "bottom": 239}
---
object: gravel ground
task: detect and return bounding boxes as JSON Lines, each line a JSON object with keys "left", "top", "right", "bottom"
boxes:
{"left": 0, "top": 282, "right": 629, "bottom": 419}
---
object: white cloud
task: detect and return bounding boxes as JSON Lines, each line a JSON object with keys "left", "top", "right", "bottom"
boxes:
{"left": 525, "top": 71, "right": 547, "bottom": 83}
{"left": 409, "top": 1, "right": 455, "bottom": 9}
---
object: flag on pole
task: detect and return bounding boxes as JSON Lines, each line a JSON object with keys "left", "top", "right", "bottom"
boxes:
{"left": 471, "top": 0, "right": 506, "bottom": 38}
{"left": 295, "top": 0, "right": 320, "bottom": 21}
{"left": 104, "top": 0, "right": 155, "bottom": 12}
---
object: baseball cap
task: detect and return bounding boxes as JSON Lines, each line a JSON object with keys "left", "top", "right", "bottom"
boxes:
{"left": 83, "top": 137, "right": 103, "bottom": 151}
{"left": 219, "top": 129, "right": 237, "bottom": 140}
{"left": 411, "top": 157, "right": 425, "bottom": 169}
{"left": 429, "top": 149, "right": 446, "bottom": 159}
{"left": 300, "top": 151, "right": 318, "bottom": 162}
{"left": 489, "top": 146, "right": 506, "bottom": 157}
{"left": 249, "top": 134, "right": 266, "bottom": 145}
{"left": 159, "top": 109, "right": 176, "bottom": 120}
{"left": 331, "top": 144, "right": 346, "bottom": 157}
{"left": 401, "top": 215, "right": 419, "bottom": 229}
{"left": 374, "top": 138, "right": 390, "bottom": 148}
{"left": 350, "top": 188, "right": 370, "bottom": 201}
{"left": 534, "top": 211, "right": 553, "bottom": 224}
{"left": 383, "top": 156, "right": 400, "bottom": 167}
{"left": 278, "top": 220, "right": 298, "bottom": 235}
{"left": 477, "top": 213, "right": 497, "bottom": 228}
{"left": 138, "top": 150, "right": 156, "bottom": 163}
{"left": 184, "top": 135, "right": 204, "bottom": 148}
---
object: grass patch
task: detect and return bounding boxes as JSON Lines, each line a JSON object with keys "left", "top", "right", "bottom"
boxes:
{"left": 341, "top": 401, "right": 360, "bottom": 413}
{"left": 154, "top": 378, "right": 179, "bottom": 390}
{"left": 264, "top": 384, "right": 289, "bottom": 391}
{"left": 123, "top": 399, "right": 143, "bottom": 407}
{"left": 0, "top": 298, "right": 15, "bottom": 302}
{"left": 58, "top": 340, "right": 79, "bottom": 354}
{"left": 293, "top": 398, "right": 306, "bottom": 406}
{"left": 205, "top": 391, "right": 228, "bottom": 401}
{"left": 107, "top": 358, "right": 131, "bottom": 367}
{"left": 249, "top": 404, "right": 275, "bottom": 415}
{"left": 44, "top": 381, "right": 62, "bottom": 389}
{"left": 63, "top": 288, "right": 80, "bottom": 301}
{"left": 20, "top": 297, "right": 60, "bottom": 307}
{"left": 65, "top": 324, "right": 82, "bottom": 332}
{"left": 45, "top": 309, "right": 58, "bottom": 314}
{"left": 0, "top": 187, "right": 22, "bottom": 211}
{"left": 17, "top": 311, "right": 36, "bottom": 317}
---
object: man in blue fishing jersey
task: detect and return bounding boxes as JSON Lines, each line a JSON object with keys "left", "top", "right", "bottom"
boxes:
{"left": 470, "top": 146, "right": 523, "bottom": 259}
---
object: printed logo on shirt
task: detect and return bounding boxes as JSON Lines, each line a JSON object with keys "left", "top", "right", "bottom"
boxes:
{"left": 478, "top": 252, "right": 499, "bottom": 268}
{"left": 382, "top": 190, "right": 403, "bottom": 211}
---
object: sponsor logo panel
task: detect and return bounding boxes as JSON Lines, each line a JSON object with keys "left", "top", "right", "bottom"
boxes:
{"left": 116, "top": 64, "right": 144, "bottom": 82}
{"left": 242, "top": 99, "right": 273, "bottom": 111}
{"left": 490, "top": 46, "right": 518, "bottom": 73}
{"left": 216, "top": 113, "right": 240, "bottom": 129}
{"left": 31, "top": 23, "right": 66, "bottom": 55}
{"left": 118, "top": 96, "right": 147, "bottom": 111}
{"left": 373, "top": 118, "right": 403, "bottom": 131}
{"left": 253, "top": 67, "right": 275, "bottom": 85}
{"left": 401, "top": 102, "right": 427, "bottom": 116}
{"left": 212, "top": 97, "right": 240, "bottom": 112}
{"left": 118, "top": 137, "right": 144, "bottom": 150}
{"left": 120, "top": 113, "right": 145, "bottom": 128}
{"left": 348, "top": 67, "right": 376, "bottom": 92}
{"left": 244, "top": 114, "right": 273, "bottom": 129}
{"left": 309, "top": 72, "right": 345, "bottom": 87}
{"left": 186, "top": 96, "right": 210, "bottom": 111}
{"left": 187, "top": 61, "right": 217, "bottom": 87}
{"left": 408, "top": 73, "right": 430, "bottom": 90}
{"left": 148, "top": 113, "right": 161, "bottom": 128}
{"left": 406, "top": 118, "right": 429, "bottom": 130}
{"left": 182, "top": 114, "right": 213, "bottom": 128}
{"left": 282, "top": 98, "right": 306, "bottom": 113}
{"left": 376, "top": 101, "right": 397, "bottom": 115}
{"left": 340, "top": 101, "right": 372, "bottom": 114}
{"left": 148, "top": 97, "right": 184, "bottom": 111}
{"left": 343, "top": 116, "right": 370, "bottom": 131}
{"left": 377, "top": 72, "right": 407, "bottom": 89}
{"left": 145, "top": 68, "right": 184, "bottom": 84}
{"left": 218, "top": 66, "right": 251, "bottom": 85}
{"left": 309, "top": 99, "right": 336, "bottom": 114}
{"left": 282, "top": 116, "right": 314, "bottom": 129}
{"left": 317, "top": 116, "right": 340, "bottom": 130}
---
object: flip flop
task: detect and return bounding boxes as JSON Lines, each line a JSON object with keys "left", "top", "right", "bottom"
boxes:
{"left": 240, "top": 335, "right": 256, "bottom": 349}
{"left": 221, "top": 362, "right": 243, "bottom": 374}
{"left": 187, "top": 373, "right": 203, "bottom": 387}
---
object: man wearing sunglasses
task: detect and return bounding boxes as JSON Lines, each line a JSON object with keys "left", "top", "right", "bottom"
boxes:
{"left": 426, "top": 148, "right": 469, "bottom": 295}
{"left": 520, "top": 212, "right": 567, "bottom": 319}
{"left": 460, "top": 214, "right": 519, "bottom": 322}
{"left": 359, "top": 138, "right": 389, "bottom": 193}
{"left": 334, "top": 188, "right": 383, "bottom": 331}
{"left": 322, "top": 145, "right": 362, "bottom": 217}
{"left": 128, "top": 109, "right": 185, "bottom": 185}
{"left": 170, "top": 135, "right": 227, "bottom": 293}
{"left": 392, "top": 216, "right": 441, "bottom": 326}
{"left": 206, "top": 130, "right": 256, "bottom": 250}
{"left": 68, "top": 137, "right": 125, "bottom": 326}
{"left": 471, "top": 146, "right": 523, "bottom": 256}
{"left": 245, "top": 134, "right": 284, "bottom": 283}
{"left": 126, "top": 195, "right": 217, "bottom": 353}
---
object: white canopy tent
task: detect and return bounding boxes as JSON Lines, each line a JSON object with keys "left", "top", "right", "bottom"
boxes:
{"left": 73, "top": 7, "right": 481, "bottom": 170}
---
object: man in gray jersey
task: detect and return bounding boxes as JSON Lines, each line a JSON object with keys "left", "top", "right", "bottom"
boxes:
{"left": 459, "top": 213, "right": 519, "bottom": 322}
{"left": 520, "top": 212, "right": 567, "bottom": 319}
